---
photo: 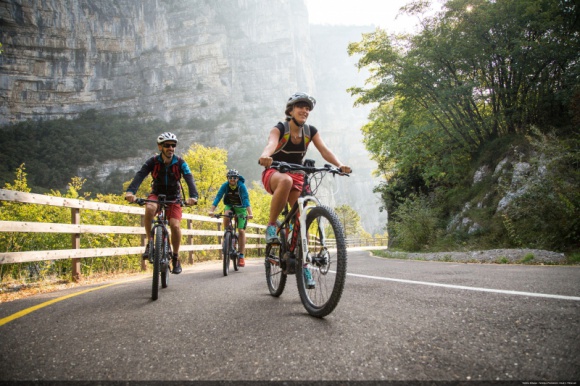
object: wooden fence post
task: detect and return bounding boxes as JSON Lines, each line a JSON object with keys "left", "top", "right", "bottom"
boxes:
{"left": 217, "top": 223, "right": 222, "bottom": 259}
{"left": 187, "top": 219, "right": 194, "bottom": 264}
{"left": 140, "top": 215, "right": 147, "bottom": 271}
{"left": 71, "top": 208, "right": 81, "bottom": 282}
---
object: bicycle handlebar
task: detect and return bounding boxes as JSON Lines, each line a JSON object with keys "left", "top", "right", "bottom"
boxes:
{"left": 210, "top": 212, "right": 248, "bottom": 220}
{"left": 268, "top": 161, "right": 350, "bottom": 177}
{"left": 133, "top": 197, "right": 195, "bottom": 207}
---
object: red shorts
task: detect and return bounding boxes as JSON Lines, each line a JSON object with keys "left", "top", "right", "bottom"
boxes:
{"left": 261, "top": 168, "right": 304, "bottom": 195}
{"left": 147, "top": 194, "right": 182, "bottom": 221}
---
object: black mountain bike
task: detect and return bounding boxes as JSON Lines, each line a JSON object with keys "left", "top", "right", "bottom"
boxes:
{"left": 135, "top": 194, "right": 184, "bottom": 300}
{"left": 264, "top": 159, "right": 349, "bottom": 317}
{"left": 211, "top": 212, "right": 246, "bottom": 276}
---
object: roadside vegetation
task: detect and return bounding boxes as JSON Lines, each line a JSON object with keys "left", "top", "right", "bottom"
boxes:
{"left": 348, "top": 0, "right": 579, "bottom": 255}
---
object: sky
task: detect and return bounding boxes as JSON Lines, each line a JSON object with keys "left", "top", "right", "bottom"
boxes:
{"left": 304, "top": 0, "right": 443, "bottom": 34}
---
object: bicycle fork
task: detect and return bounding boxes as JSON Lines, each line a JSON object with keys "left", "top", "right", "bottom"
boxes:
{"left": 295, "top": 195, "right": 324, "bottom": 264}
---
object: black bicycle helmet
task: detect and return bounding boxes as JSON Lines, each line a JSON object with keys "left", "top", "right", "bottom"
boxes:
{"left": 285, "top": 92, "right": 316, "bottom": 116}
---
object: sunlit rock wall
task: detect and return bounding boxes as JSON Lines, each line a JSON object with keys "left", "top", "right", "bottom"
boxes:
{"left": 0, "top": 0, "right": 314, "bottom": 125}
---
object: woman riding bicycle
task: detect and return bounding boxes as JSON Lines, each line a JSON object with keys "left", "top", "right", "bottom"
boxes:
{"left": 125, "top": 132, "right": 199, "bottom": 274}
{"left": 208, "top": 169, "right": 254, "bottom": 267}
{"left": 258, "top": 92, "right": 352, "bottom": 245}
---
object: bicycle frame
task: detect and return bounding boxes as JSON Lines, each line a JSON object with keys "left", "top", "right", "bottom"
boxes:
{"left": 278, "top": 177, "right": 322, "bottom": 264}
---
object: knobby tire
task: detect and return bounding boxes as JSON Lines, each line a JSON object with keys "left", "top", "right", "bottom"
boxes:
{"left": 232, "top": 235, "right": 239, "bottom": 271}
{"left": 296, "top": 205, "right": 347, "bottom": 317}
{"left": 223, "top": 232, "right": 232, "bottom": 276}
{"left": 152, "top": 226, "right": 163, "bottom": 300}
{"left": 161, "top": 239, "right": 169, "bottom": 289}
{"left": 265, "top": 227, "right": 287, "bottom": 297}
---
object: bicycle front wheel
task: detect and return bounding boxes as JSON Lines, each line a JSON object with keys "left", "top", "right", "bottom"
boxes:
{"left": 232, "top": 235, "right": 239, "bottom": 272}
{"left": 296, "top": 205, "right": 347, "bottom": 317}
{"left": 161, "top": 243, "right": 170, "bottom": 289}
{"left": 223, "top": 232, "right": 232, "bottom": 276}
{"left": 265, "top": 227, "right": 287, "bottom": 297}
{"left": 152, "top": 226, "right": 163, "bottom": 300}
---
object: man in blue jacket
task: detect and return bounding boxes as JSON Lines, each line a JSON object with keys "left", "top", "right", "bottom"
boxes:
{"left": 208, "top": 169, "right": 253, "bottom": 267}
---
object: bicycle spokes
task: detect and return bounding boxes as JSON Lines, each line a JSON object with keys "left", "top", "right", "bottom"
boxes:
{"left": 297, "top": 205, "right": 347, "bottom": 317}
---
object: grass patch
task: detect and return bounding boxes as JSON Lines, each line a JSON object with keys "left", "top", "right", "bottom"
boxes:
{"left": 441, "top": 254, "right": 453, "bottom": 262}
{"left": 520, "top": 253, "right": 535, "bottom": 264}
{"left": 567, "top": 252, "right": 580, "bottom": 264}
{"left": 496, "top": 256, "right": 510, "bottom": 264}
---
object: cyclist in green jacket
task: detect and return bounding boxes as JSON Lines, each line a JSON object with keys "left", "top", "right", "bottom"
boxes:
{"left": 208, "top": 169, "right": 254, "bottom": 267}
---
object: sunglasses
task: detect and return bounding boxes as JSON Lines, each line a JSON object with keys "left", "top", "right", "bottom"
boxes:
{"left": 162, "top": 143, "right": 177, "bottom": 148}
{"left": 228, "top": 176, "right": 238, "bottom": 180}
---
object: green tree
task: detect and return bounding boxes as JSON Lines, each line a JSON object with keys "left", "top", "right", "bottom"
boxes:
{"left": 334, "top": 204, "right": 363, "bottom": 239}
{"left": 350, "top": 0, "right": 578, "bottom": 152}
{"left": 247, "top": 181, "right": 272, "bottom": 226}
{"left": 348, "top": 0, "right": 579, "bottom": 251}
{"left": 182, "top": 143, "right": 228, "bottom": 211}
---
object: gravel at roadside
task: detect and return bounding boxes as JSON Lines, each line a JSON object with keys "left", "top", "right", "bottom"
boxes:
{"left": 373, "top": 248, "right": 568, "bottom": 264}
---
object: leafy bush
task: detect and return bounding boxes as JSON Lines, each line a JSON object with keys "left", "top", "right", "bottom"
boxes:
{"left": 389, "top": 194, "right": 441, "bottom": 251}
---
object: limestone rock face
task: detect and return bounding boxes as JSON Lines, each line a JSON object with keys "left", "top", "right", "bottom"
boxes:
{"left": 0, "top": 0, "right": 314, "bottom": 125}
{"left": 0, "top": 0, "right": 388, "bottom": 234}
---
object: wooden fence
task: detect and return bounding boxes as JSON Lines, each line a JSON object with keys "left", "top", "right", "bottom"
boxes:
{"left": 0, "top": 189, "right": 388, "bottom": 282}
{"left": 0, "top": 189, "right": 266, "bottom": 281}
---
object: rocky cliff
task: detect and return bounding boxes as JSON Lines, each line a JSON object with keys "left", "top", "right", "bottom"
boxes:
{"left": 0, "top": 0, "right": 387, "bottom": 234}
{"left": 0, "top": 0, "right": 313, "bottom": 124}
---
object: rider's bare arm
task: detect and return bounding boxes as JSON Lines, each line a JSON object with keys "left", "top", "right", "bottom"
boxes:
{"left": 258, "top": 127, "right": 280, "bottom": 167}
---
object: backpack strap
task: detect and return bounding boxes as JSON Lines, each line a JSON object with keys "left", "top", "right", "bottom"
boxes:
{"left": 151, "top": 156, "right": 185, "bottom": 198}
{"left": 151, "top": 156, "right": 161, "bottom": 180}
{"left": 174, "top": 157, "right": 185, "bottom": 198}
{"left": 272, "top": 121, "right": 311, "bottom": 156}
{"left": 171, "top": 157, "right": 184, "bottom": 181}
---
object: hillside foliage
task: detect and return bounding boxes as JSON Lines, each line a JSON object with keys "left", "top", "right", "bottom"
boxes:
{"left": 348, "top": 0, "right": 579, "bottom": 252}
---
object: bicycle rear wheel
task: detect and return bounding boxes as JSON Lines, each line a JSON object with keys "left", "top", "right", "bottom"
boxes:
{"left": 296, "top": 205, "right": 347, "bottom": 317}
{"left": 265, "top": 227, "right": 287, "bottom": 297}
{"left": 152, "top": 226, "right": 163, "bottom": 300}
{"left": 223, "top": 232, "right": 232, "bottom": 276}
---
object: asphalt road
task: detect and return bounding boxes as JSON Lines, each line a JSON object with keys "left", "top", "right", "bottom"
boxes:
{"left": 1, "top": 250, "right": 579, "bottom": 383}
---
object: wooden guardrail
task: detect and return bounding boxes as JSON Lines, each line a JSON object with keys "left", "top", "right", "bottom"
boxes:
{"left": 0, "top": 189, "right": 266, "bottom": 281}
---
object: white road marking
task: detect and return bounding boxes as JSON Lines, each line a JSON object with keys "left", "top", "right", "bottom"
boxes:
{"left": 347, "top": 272, "right": 580, "bottom": 301}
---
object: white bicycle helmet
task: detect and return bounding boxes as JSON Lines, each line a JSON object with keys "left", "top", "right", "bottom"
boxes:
{"left": 227, "top": 169, "right": 239, "bottom": 178}
{"left": 285, "top": 92, "right": 316, "bottom": 116}
{"left": 157, "top": 132, "right": 178, "bottom": 144}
